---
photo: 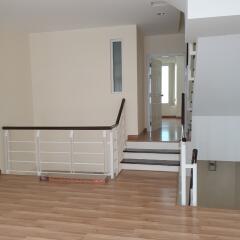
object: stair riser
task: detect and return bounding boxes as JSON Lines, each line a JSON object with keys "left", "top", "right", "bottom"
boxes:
{"left": 123, "top": 152, "right": 180, "bottom": 161}
{"left": 120, "top": 163, "right": 179, "bottom": 172}
{"left": 126, "top": 141, "right": 180, "bottom": 150}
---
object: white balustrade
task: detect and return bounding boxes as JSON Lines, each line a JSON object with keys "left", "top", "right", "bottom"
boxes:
{"left": 180, "top": 139, "right": 198, "bottom": 206}
{"left": 3, "top": 106, "right": 126, "bottom": 179}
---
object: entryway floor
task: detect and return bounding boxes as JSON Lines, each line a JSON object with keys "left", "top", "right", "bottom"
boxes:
{"left": 130, "top": 119, "right": 181, "bottom": 142}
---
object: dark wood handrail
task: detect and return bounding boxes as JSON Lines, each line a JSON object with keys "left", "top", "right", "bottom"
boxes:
{"left": 192, "top": 149, "right": 198, "bottom": 164}
{"left": 181, "top": 93, "right": 185, "bottom": 127}
{"left": 189, "top": 148, "right": 198, "bottom": 205}
{"left": 2, "top": 98, "right": 126, "bottom": 131}
{"left": 115, "top": 98, "right": 125, "bottom": 126}
{"left": 181, "top": 93, "right": 186, "bottom": 141}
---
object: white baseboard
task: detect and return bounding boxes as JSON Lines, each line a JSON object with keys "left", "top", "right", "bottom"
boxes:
{"left": 120, "top": 163, "right": 179, "bottom": 172}
{"left": 123, "top": 152, "right": 180, "bottom": 161}
{"left": 126, "top": 141, "right": 180, "bottom": 150}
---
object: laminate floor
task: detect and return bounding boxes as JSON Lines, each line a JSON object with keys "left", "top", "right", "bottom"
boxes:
{"left": 0, "top": 171, "right": 240, "bottom": 239}
{"left": 129, "top": 119, "right": 181, "bottom": 142}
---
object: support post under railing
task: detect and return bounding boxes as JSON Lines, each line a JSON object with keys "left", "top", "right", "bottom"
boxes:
{"left": 4, "top": 130, "right": 10, "bottom": 174}
{"left": 192, "top": 163, "right": 197, "bottom": 206}
{"left": 180, "top": 139, "right": 187, "bottom": 206}
{"left": 114, "top": 127, "right": 119, "bottom": 175}
{"left": 109, "top": 131, "right": 114, "bottom": 179}
{"left": 35, "top": 130, "right": 41, "bottom": 176}
{"left": 69, "top": 130, "right": 74, "bottom": 173}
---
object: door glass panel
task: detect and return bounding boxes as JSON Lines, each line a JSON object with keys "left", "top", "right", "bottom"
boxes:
{"left": 162, "top": 66, "right": 169, "bottom": 103}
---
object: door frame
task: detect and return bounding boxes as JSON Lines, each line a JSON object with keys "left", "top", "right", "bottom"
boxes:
{"left": 146, "top": 53, "right": 185, "bottom": 132}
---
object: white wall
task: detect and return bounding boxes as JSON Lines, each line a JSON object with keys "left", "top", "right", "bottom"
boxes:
{"left": 0, "top": 31, "right": 34, "bottom": 169}
{"left": 192, "top": 116, "right": 240, "bottom": 161}
{"left": 186, "top": 0, "right": 240, "bottom": 42}
{"left": 30, "top": 25, "right": 140, "bottom": 135}
{"left": 192, "top": 34, "right": 240, "bottom": 162}
{"left": 144, "top": 33, "right": 186, "bottom": 127}
{"left": 188, "top": 0, "right": 240, "bottom": 19}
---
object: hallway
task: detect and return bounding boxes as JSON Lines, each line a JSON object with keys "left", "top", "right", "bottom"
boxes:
{"left": 130, "top": 119, "right": 181, "bottom": 142}
{"left": 0, "top": 170, "right": 239, "bottom": 239}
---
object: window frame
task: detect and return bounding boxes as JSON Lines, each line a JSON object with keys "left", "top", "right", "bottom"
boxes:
{"left": 110, "top": 39, "right": 123, "bottom": 94}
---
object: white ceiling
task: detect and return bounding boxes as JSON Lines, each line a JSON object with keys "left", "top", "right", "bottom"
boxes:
{"left": 0, "top": 0, "right": 181, "bottom": 35}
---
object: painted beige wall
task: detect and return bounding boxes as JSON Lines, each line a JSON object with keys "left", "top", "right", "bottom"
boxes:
{"left": 30, "top": 25, "right": 140, "bottom": 135}
{"left": 0, "top": 31, "right": 34, "bottom": 169}
{"left": 144, "top": 33, "right": 185, "bottom": 57}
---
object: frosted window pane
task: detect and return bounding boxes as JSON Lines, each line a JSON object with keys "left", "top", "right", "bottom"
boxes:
{"left": 112, "top": 41, "right": 122, "bottom": 92}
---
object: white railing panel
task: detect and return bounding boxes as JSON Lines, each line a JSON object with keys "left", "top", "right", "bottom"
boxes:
{"left": 74, "top": 130, "right": 104, "bottom": 142}
{"left": 180, "top": 139, "right": 198, "bottom": 207}
{"left": 9, "top": 161, "right": 37, "bottom": 173}
{"left": 180, "top": 140, "right": 187, "bottom": 206}
{"left": 3, "top": 101, "right": 127, "bottom": 179}
{"left": 8, "top": 130, "right": 35, "bottom": 142}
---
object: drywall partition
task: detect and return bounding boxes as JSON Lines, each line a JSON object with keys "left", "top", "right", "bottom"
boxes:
{"left": 186, "top": 0, "right": 240, "bottom": 42}
{"left": 192, "top": 34, "right": 240, "bottom": 162}
{"left": 30, "top": 25, "right": 139, "bottom": 135}
{"left": 188, "top": 0, "right": 240, "bottom": 19}
{"left": 0, "top": 31, "right": 34, "bottom": 168}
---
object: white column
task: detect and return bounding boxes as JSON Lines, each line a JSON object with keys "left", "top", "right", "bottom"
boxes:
{"left": 180, "top": 141, "right": 187, "bottom": 206}
{"left": 109, "top": 131, "right": 114, "bottom": 179}
{"left": 192, "top": 164, "right": 198, "bottom": 206}
{"left": 69, "top": 130, "right": 74, "bottom": 173}
{"left": 35, "top": 130, "right": 41, "bottom": 176}
{"left": 4, "top": 130, "right": 10, "bottom": 174}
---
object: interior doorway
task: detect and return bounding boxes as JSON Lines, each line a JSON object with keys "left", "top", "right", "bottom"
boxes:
{"left": 147, "top": 55, "right": 185, "bottom": 141}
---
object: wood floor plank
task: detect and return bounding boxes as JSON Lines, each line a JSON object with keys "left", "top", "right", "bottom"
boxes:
{"left": 0, "top": 170, "right": 239, "bottom": 239}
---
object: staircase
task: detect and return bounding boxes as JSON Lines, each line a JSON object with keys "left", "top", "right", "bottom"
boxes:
{"left": 120, "top": 141, "right": 180, "bottom": 172}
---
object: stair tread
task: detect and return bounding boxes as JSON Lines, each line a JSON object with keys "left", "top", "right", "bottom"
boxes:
{"left": 123, "top": 148, "right": 180, "bottom": 154}
{"left": 121, "top": 159, "right": 180, "bottom": 166}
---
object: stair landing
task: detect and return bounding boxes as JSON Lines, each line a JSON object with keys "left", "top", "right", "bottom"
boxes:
{"left": 129, "top": 119, "right": 181, "bottom": 142}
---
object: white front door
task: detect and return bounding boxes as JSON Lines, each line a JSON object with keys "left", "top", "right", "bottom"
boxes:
{"left": 150, "top": 59, "right": 162, "bottom": 131}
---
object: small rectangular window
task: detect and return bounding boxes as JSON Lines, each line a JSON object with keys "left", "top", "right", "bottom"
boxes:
{"left": 111, "top": 40, "right": 122, "bottom": 92}
{"left": 174, "top": 63, "right": 178, "bottom": 105}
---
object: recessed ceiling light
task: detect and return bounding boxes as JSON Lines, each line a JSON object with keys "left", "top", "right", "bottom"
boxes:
{"left": 157, "top": 12, "right": 167, "bottom": 16}
{"left": 151, "top": 0, "right": 167, "bottom": 8}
